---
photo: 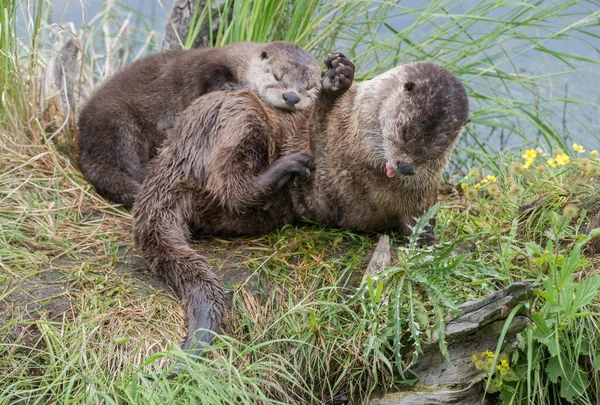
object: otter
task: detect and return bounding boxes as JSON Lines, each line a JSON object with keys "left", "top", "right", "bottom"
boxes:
{"left": 133, "top": 54, "right": 469, "bottom": 357}
{"left": 78, "top": 41, "right": 321, "bottom": 208}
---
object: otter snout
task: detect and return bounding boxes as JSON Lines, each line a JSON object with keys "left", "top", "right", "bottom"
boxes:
{"left": 283, "top": 92, "right": 300, "bottom": 106}
{"left": 396, "top": 162, "right": 415, "bottom": 176}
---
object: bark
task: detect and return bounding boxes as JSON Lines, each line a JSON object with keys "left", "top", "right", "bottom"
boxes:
{"left": 40, "top": 37, "right": 80, "bottom": 161}
{"left": 163, "top": 0, "right": 229, "bottom": 49}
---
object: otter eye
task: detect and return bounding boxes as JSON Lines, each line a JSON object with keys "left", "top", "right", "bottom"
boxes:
{"left": 261, "top": 51, "right": 268, "bottom": 59}
{"left": 273, "top": 71, "right": 284, "bottom": 81}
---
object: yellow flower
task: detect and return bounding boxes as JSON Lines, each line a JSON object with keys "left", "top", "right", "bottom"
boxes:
{"left": 481, "top": 178, "right": 489, "bottom": 184}
{"left": 547, "top": 158, "right": 556, "bottom": 168}
{"left": 523, "top": 158, "right": 534, "bottom": 169}
{"left": 591, "top": 150, "right": 598, "bottom": 157}
{"left": 486, "top": 175, "right": 497, "bottom": 182}
{"left": 474, "top": 183, "right": 481, "bottom": 191}
{"left": 460, "top": 182, "right": 468, "bottom": 191}
{"left": 572, "top": 143, "right": 585, "bottom": 153}
{"left": 522, "top": 149, "right": 539, "bottom": 160}
{"left": 544, "top": 249, "right": 549, "bottom": 254}
{"left": 555, "top": 153, "right": 570, "bottom": 166}
{"left": 482, "top": 350, "right": 494, "bottom": 359}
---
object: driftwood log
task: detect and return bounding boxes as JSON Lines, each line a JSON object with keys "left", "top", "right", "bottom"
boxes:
{"left": 367, "top": 236, "right": 535, "bottom": 405}
{"left": 163, "top": 0, "right": 230, "bottom": 49}
{"left": 40, "top": 37, "right": 80, "bottom": 160}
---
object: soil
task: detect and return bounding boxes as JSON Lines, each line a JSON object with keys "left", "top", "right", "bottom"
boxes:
{"left": 0, "top": 237, "right": 267, "bottom": 351}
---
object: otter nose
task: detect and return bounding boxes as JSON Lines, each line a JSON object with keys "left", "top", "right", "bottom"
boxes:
{"left": 283, "top": 92, "right": 300, "bottom": 106}
{"left": 396, "top": 162, "right": 415, "bottom": 176}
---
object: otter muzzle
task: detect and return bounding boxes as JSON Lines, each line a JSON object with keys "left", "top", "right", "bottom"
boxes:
{"left": 283, "top": 92, "right": 300, "bottom": 106}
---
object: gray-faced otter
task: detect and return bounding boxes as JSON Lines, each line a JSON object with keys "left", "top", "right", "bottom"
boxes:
{"left": 78, "top": 41, "right": 321, "bottom": 208}
{"left": 133, "top": 55, "right": 469, "bottom": 356}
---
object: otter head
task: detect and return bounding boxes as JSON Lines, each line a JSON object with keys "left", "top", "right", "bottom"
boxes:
{"left": 369, "top": 62, "right": 470, "bottom": 179}
{"left": 245, "top": 42, "right": 321, "bottom": 112}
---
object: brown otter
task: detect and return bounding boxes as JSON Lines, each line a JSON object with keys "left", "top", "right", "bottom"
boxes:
{"left": 133, "top": 55, "right": 469, "bottom": 356}
{"left": 78, "top": 42, "right": 321, "bottom": 208}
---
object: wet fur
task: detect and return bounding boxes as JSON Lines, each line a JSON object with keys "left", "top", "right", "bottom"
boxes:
{"left": 78, "top": 42, "right": 320, "bottom": 208}
{"left": 133, "top": 59, "right": 469, "bottom": 356}
{"left": 133, "top": 92, "right": 312, "bottom": 356}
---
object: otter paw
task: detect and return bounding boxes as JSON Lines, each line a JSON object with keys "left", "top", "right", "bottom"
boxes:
{"left": 279, "top": 152, "right": 314, "bottom": 177}
{"left": 322, "top": 52, "right": 355, "bottom": 93}
{"left": 416, "top": 232, "right": 438, "bottom": 248}
{"left": 221, "top": 82, "right": 246, "bottom": 91}
{"left": 260, "top": 152, "right": 314, "bottom": 192}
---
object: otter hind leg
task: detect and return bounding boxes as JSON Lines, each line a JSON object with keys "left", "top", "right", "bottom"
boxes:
{"left": 79, "top": 155, "right": 145, "bottom": 209}
{"left": 257, "top": 152, "right": 314, "bottom": 193}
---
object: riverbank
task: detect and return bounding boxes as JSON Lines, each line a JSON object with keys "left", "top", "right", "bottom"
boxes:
{"left": 2, "top": 1, "right": 600, "bottom": 403}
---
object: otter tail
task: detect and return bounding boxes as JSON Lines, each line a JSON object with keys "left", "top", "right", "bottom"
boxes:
{"left": 133, "top": 192, "right": 225, "bottom": 358}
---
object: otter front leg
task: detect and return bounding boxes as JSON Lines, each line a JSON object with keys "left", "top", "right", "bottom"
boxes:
{"left": 322, "top": 53, "right": 355, "bottom": 95}
{"left": 313, "top": 53, "right": 355, "bottom": 120}
{"left": 417, "top": 217, "right": 438, "bottom": 247}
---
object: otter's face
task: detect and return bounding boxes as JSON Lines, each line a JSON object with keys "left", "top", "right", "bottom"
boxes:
{"left": 377, "top": 63, "right": 470, "bottom": 178}
{"left": 245, "top": 43, "right": 321, "bottom": 112}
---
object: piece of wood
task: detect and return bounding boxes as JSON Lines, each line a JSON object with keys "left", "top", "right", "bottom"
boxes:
{"left": 40, "top": 37, "right": 80, "bottom": 160}
{"left": 163, "top": 0, "right": 229, "bottom": 49}
{"left": 371, "top": 282, "right": 535, "bottom": 404}
{"left": 364, "top": 235, "right": 391, "bottom": 278}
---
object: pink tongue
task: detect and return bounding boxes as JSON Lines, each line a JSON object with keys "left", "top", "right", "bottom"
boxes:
{"left": 385, "top": 162, "right": 396, "bottom": 178}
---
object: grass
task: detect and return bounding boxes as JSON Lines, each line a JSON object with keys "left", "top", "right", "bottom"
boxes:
{"left": 2, "top": 0, "right": 600, "bottom": 403}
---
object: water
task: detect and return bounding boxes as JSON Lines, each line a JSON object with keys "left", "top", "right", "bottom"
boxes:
{"left": 19, "top": 0, "right": 600, "bottom": 152}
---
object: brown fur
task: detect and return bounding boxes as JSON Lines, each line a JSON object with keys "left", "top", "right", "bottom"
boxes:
{"left": 133, "top": 55, "right": 469, "bottom": 356}
{"left": 78, "top": 42, "right": 321, "bottom": 208}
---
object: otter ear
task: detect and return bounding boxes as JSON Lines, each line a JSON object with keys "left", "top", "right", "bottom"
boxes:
{"left": 261, "top": 51, "right": 268, "bottom": 60}
{"left": 403, "top": 81, "right": 415, "bottom": 92}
